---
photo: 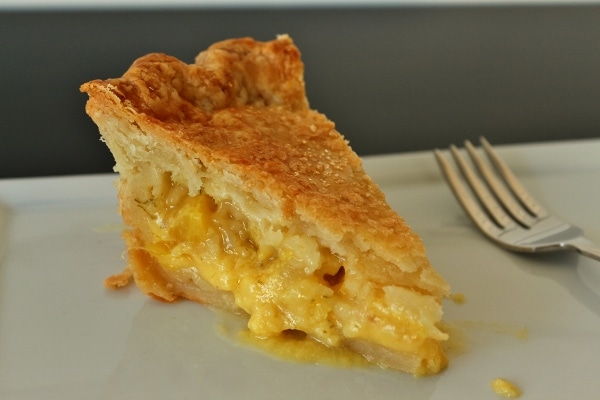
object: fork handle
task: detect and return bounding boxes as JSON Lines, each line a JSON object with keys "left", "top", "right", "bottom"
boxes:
{"left": 569, "top": 237, "right": 600, "bottom": 262}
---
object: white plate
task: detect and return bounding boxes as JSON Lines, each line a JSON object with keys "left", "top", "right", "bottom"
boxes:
{"left": 1, "top": 139, "right": 600, "bottom": 399}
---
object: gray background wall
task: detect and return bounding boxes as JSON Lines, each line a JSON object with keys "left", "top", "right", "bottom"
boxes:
{"left": 1, "top": 4, "right": 599, "bottom": 178}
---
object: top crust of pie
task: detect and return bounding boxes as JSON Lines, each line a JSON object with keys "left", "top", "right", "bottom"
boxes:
{"left": 81, "top": 34, "right": 448, "bottom": 298}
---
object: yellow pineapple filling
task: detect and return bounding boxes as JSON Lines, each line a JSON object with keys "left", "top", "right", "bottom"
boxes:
{"left": 491, "top": 378, "right": 522, "bottom": 398}
{"left": 136, "top": 178, "right": 447, "bottom": 371}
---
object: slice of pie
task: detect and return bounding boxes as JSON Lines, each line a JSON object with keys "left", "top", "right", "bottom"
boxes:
{"left": 80, "top": 35, "right": 450, "bottom": 375}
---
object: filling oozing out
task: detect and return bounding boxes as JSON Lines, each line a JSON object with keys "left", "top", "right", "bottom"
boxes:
{"left": 134, "top": 175, "right": 447, "bottom": 372}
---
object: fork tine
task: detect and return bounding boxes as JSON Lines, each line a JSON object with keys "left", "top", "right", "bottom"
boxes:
{"left": 434, "top": 149, "right": 505, "bottom": 238}
{"left": 464, "top": 140, "right": 536, "bottom": 227}
{"left": 448, "top": 144, "right": 517, "bottom": 230}
{"left": 480, "top": 137, "right": 548, "bottom": 218}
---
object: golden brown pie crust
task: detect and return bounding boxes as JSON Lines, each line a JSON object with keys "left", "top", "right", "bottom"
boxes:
{"left": 81, "top": 35, "right": 450, "bottom": 375}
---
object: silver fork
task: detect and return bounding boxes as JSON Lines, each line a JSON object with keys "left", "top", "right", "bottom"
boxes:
{"left": 434, "top": 137, "right": 600, "bottom": 261}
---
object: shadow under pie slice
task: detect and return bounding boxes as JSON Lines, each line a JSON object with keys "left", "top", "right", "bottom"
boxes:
{"left": 80, "top": 35, "right": 450, "bottom": 376}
